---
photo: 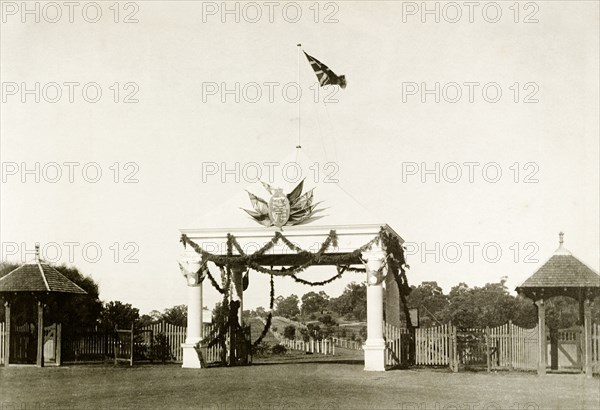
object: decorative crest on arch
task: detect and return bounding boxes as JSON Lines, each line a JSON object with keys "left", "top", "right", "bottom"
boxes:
{"left": 241, "top": 179, "right": 323, "bottom": 227}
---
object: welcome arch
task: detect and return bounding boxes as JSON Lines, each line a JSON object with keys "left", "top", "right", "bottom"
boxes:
{"left": 178, "top": 223, "right": 410, "bottom": 371}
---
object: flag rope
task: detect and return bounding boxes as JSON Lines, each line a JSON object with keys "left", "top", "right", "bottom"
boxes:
{"left": 297, "top": 43, "right": 302, "bottom": 149}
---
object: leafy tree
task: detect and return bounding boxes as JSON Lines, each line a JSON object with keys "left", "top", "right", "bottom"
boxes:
{"left": 148, "top": 310, "right": 162, "bottom": 321}
{"left": 162, "top": 304, "right": 187, "bottom": 327}
{"left": 275, "top": 294, "right": 300, "bottom": 318}
{"left": 301, "top": 291, "right": 329, "bottom": 316}
{"left": 101, "top": 301, "right": 140, "bottom": 329}
{"left": 405, "top": 281, "right": 449, "bottom": 327}
{"left": 138, "top": 310, "right": 163, "bottom": 327}
{"left": 306, "top": 323, "right": 323, "bottom": 341}
{"left": 444, "top": 280, "right": 537, "bottom": 328}
{"left": 138, "top": 314, "right": 155, "bottom": 328}
{"left": 315, "top": 314, "right": 337, "bottom": 339}
{"left": 255, "top": 306, "right": 267, "bottom": 318}
{"left": 320, "top": 314, "right": 336, "bottom": 327}
{"left": 330, "top": 282, "right": 367, "bottom": 321}
{"left": 508, "top": 295, "right": 537, "bottom": 328}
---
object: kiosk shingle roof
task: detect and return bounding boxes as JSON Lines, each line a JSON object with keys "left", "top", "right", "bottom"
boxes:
{"left": 518, "top": 254, "right": 600, "bottom": 288}
{"left": 516, "top": 233, "right": 600, "bottom": 298}
{"left": 0, "top": 258, "right": 86, "bottom": 294}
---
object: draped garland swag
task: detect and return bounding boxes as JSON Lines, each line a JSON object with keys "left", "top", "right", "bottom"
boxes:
{"left": 182, "top": 226, "right": 411, "bottom": 354}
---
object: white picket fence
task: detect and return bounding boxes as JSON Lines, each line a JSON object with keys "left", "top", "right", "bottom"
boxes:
{"left": 140, "top": 322, "right": 222, "bottom": 364}
{"left": 488, "top": 322, "right": 538, "bottom": 371}
{"left": 278, "top": 337, "right": 335, "bottom": 355}
{"left": 331, "top": 337, "right": 362, "bottom": 351}
{"left": 270, "top": 327, "right": 335, "bottom": 355}
{"left": 384, "top": 321, "right": 410, "bottom": 367}
{"left": 415, "top": 323, "right": 455, "bottom": 367}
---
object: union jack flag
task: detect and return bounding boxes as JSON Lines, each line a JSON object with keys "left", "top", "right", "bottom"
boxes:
{"left": 304, "top": 51, "right": 347, "bottom": 89}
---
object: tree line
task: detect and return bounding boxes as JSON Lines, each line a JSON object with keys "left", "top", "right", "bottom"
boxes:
{"left": 2, "top": 260, "right": 598, "bottom": 338}
{"left": 249, "top": 278, "right": 600, "bottom": 330}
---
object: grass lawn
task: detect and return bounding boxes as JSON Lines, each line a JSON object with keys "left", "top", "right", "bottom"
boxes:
{"left": 1, "top": 359, "right": 598, "bottom": 410}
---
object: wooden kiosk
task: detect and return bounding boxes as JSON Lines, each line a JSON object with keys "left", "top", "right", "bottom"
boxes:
{"left": 516, "top": 233, "right": 600, "bottom": 376}
{"left": 0, "top": 245, "right": 87, "bottom": 367}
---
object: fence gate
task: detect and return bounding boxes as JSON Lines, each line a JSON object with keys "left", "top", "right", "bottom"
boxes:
{"left": 488, "top": 322, "right": 538, "bottom": 371}
{"left": 43, "top": 323, "right": 61, "bottom": 365}
{"left": 383, "top": 322, "right": 411, "bottom": 367}
{"left": 415, "top": 324, "right": 455, "bottom": 369}
{"left": 552, "top": 327, "right": 583, "bottom": 371}
{"left": 114, "top": 325, "right": 134, "bottom": 366}
{"left": 456, "top": 328, "right": 487, "bottom": 369}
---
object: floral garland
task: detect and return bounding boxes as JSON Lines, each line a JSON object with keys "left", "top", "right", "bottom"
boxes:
{"left": 180, "top": 228, "right": 386, "bottom": 282}
{"left": 290, "top": 265, "right": 347, "bottom": 286}
{"left": 203, "top": 264, "right": 225, "bottom": 294}
{"left": 203, "top": 263, "right": 233, "bottom": 351}
{"left": 180, "top": 229, "right": 343, "bottom": 269}
{"left": 252, "top": 273, "right": 275, "bottom": 348}
{"left": 184, "top": 226, "right": 412, "bottom": 355}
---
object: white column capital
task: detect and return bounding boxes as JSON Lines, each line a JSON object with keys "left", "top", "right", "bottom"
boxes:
{"left": 362, "top": 246, "right": 387, "bottom": 286}
{"left": 179, "top": 254, "right": 204, "bottom": 287}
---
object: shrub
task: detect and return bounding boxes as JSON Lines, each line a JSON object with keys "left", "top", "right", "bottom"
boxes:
{"left": 251, "top": 342, "right": 271, "bottom": 357}
{"left": 271, "top": 344, "right": 287, "bottom": 355}
{"left": 359, "top": 326, "right": 367, "bottom": 340}
{"left": 283, "top": 325, "right": 296, "bottom": 340}
{"left": 152, "top": 333, "right": 173, "bottom": 363}
{"left": 320, "top": 314, "right": 337, "bottom": 327}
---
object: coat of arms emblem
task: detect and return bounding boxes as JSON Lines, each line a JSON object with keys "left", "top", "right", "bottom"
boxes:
{"left": 241, "top": 179, "right": 322, "bottom": 228}
{"left": 268, "top": 189, "right": 290, "bottom": 227}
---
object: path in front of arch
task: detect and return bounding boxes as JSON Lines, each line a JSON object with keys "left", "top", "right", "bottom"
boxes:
{"left": 1, "top": 362, "right": 598, "bottom": 409}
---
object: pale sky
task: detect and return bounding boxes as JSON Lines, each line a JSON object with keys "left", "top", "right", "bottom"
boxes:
{"left": 1, "top": 1, "right": 598, "bottom": 314}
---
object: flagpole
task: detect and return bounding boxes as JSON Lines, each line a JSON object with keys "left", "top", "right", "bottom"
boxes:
{"left": 297, "top": 43, "right": 301, "bottom": 150}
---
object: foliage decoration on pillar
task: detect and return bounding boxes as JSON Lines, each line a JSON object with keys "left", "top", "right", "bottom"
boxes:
{"left": 252, "top": 273, "right": 275, "bottom": 348}
{"left": 380, "top": 230, "right": 413, "bottom": 329}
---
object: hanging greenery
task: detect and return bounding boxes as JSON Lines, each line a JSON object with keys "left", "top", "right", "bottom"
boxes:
{"left": 380, "top": 230, "right": 413, "bottom": 329}
{"left": 290, "top": 266, "right": 347, "bottom": 286}
{"left": 251, "top": 274, "right": 275, "bottom": 348}
{"left": 185, "top": 226, "right": 412, "bottom": 357}
{"left": 203, "top": 264, "right": 225, "bottom": 294}
{"left": 180, "top": 228, "right": 379, "bottom": 276}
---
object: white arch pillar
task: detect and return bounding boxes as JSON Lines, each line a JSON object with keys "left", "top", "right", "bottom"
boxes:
{"left": 362, "top": 247, "right": 387, "bottom": 371}
{"left": 179, "top": 256, "right": 204, "bottom": 368}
